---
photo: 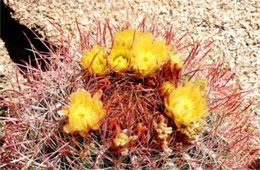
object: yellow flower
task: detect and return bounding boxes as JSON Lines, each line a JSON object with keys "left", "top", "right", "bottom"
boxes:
{"left": 168, "top": 52, "right": 183, "bottom": 70}
{"left": 132, "top": 37, "right": 169, "bottom": 76}
{"left": 160, "top": 81, "right": 175, "bottom": 96}
{"left": 108, "top": 29, "right": 140, "bottom": 71}
{"left": 108, "top": 48, "right": 130, "bottom": 71}
{"left": 163, "top": 80, "right": 208, "bottom": 138}
{"left": 80, "top": 44, "right": 108, "bottom": 75}
{"left": 63, "top": 89, "right": 106, "bottom": 136}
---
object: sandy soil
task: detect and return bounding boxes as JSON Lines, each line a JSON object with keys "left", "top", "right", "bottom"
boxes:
{"left": 0, "top": 39, "right": 25, "bottom": 93}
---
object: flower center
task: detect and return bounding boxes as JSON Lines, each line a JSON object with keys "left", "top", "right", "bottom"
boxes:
{"left": 173, "top": 97, "right": 194, "bottom": 117}
{"left": 114, "top": 55, "right": 127, "bottom": 63}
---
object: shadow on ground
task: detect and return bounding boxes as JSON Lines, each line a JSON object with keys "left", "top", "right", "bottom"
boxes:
{"left": 1, "top": 1, "right": 52, "bottom": 70}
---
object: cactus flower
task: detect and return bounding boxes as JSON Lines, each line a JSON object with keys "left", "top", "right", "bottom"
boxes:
{"left": 160, "top": 81, "right": 175, "bottom": 96}
{"left": 63, "top": 89, "right": 106, "bottom": 136}
{"left": 132, "top": 37, "right": 169, "bottom": 76}
{"left": 163, "top": 80, "right": 208, "bottom": 138}
{"left": 80, "top": 44, "right": 108, "bottom": 75}
{"left": 108, "top": 48, "right": 130, "bottom": 71}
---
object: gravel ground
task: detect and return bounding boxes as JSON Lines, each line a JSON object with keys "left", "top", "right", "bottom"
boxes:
{"left": 0, "top": 39, "right": 25, "bottom": 93}
{"left": 1, "top": 0, "right": 259, "bottom": 112}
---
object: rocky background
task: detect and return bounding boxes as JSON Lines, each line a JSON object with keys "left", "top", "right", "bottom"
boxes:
{"left": 1, "top": 0, "right": 259, "bottom": 114}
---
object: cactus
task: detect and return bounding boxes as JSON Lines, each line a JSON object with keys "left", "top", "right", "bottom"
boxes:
{"left": 0, "top": 18, "right": 259, "bottom": 169}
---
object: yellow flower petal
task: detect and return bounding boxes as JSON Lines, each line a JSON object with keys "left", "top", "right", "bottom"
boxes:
{"left": 168, "top": 52, "right": 183, "bottom": 70}
{"left": 113, "top": 29, "right": 140, "bottom": 49}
